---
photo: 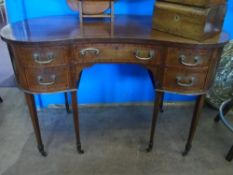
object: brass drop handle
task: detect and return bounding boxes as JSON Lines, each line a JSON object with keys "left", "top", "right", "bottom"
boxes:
{"left": 80, "top": 48, "right": 100, "bottom": 56}
{"left": 33, "top": 52, "right": 55, "bottom": 64}
{"left": 37, "top": 74, "right": 56, "bottom": 86}
{"left": 135, "top": 50, "right": 155, "bottom": 61}
{"left": 176, "top": 76, "right": 195, "bottom": 87}
{"left": 180, "top": 55, "right": 201, "bottom": 67}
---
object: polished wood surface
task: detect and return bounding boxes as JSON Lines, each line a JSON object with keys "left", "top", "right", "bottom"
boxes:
{"left": 73, "top": 44, "right": 161, "bottom": 65}
{"left": 0, "top": 15, "right": 229, "bottom": 94}
{"left": 0, "top": 15, "right": 229, "bottom": 156}
{"left": 159, "top": 0, "right": 226, "bottom": 7}
{"left": 0, "top": 15, "right": 229, "bottom": 45}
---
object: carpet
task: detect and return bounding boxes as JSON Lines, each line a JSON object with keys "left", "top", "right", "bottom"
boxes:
{"left": 1, "top": 104, "right": 233, "bottom": 175}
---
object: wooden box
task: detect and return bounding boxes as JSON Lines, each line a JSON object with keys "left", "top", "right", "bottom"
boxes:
{"left": 158, "top": 0, "right": 226, "bottom": 7}
{"left": 152, "top": 1, "right": 226, "bottom": 41}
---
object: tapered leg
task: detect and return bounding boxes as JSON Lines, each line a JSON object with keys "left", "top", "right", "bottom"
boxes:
{"left": 147, "top": 69, "right": 164, "bottom": 113}
{"left": 226, "top": 145, "right": 233, "bottom": 161}
{"left": 71, "top": 91, "right": 84, "bottom": 154}
{"left": 147, "top": 91, "right": 163, "bottom": 152}
{"left": 160, "top": 92, "right": 164, "bottom": 113}
{"left": 0, "top": 96, "right": 3, "bottom": 103}
{"left": 64, "top": 92, "right": 71, "bottom": 113}
{"left": 24, "top": 93, "right": 47, "bottom": 156}
{"left": 183, "top": 95, "right": 205, "bottom": 156}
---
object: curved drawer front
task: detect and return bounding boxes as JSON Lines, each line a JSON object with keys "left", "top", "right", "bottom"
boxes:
{"left": 165, "top": 47, "right": 212, "bottom": 68}
{"left": 73, "top": 44, "right": 161, "bottom": 65}
{"left": 23, "top": 67, "right": 71, "bottom": 93}
{"left": 13, "top": 45, "right": 70, "bottom": 67}
{"left": 162, "top": 67, "right": 208, "bottom": 93}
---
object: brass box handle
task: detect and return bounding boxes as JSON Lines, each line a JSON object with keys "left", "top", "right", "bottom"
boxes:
{"left": 37, "top": 74, "right": 56, "bottom": 86}
{"left": 176, "top": 76, "right": 195, "bottom": 87}
{"left": 33, "top": 52, "right": 55, "bottom": 64}
{"left": 135, "top": 50, "right": 155, "bottom": 61}
{"left": 180, "top": 55, "right": 201, "bottom": 67}
{"left": 80, "top": 48, "right": 100, "bottom": 56}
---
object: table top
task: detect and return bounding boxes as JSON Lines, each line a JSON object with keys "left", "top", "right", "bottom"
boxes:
{"left": 0, "top": 15, "right": 229, "bottom": 45}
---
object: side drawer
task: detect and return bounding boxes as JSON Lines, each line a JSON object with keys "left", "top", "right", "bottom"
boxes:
{"left": 165, "top": 47, "right": 212, "bottom": 68}
{"left": 73, "top": 44, "right": 161, "bottom": 65}
{"left": 24, "top": 67, "right": 71, "bottom": 93}
{"left": 13, "top": 45, "right": 70, "bottom": 67}
{"left": 162, "top": 67, "right": 208, "bottom": 93}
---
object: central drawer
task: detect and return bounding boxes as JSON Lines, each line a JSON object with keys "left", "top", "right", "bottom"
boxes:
{"left": 73, "top": 44, "right": 161, "bottom": 65}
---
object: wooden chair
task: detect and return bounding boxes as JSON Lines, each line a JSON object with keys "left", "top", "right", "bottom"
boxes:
{"left": 78, "top": 0, "right": 114, "bottom": 23}
{"left": 0, "top": 0, "right": 6, "bottom": 25}
{"left": 215, "top": 98, "right": 233, "bottom": 161}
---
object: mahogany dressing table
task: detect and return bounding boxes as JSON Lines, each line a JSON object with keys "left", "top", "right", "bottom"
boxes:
{"left": 0, "top": 15, "right": 229, "bottom": 156}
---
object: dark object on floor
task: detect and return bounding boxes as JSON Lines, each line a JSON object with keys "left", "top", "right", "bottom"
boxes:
{"left": 0, "top": 96, "right": 3, "bottom": 103}
{"left": 64, "top": 92, "right": 71, "bottom": 113}
{"left": 215, "top": 98, "right": 233, "bottom": 162}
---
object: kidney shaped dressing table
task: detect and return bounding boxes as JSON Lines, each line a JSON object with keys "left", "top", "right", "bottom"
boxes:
{"left": 0, "top": 15, "right": 229, "bottom": 156}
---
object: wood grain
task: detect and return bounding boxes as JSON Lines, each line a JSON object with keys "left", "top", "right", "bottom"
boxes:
{"left": 158, "top": 0, "right": 226, "bottom": 7}
{"left": 153, "top": 1, "right": 226, "bottom": 41}
{"left": 0, "top": 14, "right": 229, "bottom": 156}
{"left": 165, "top": 47, "right": 212, "bottom": 67}
{"left": 1, "top": 15, "right": 228, "bottom": 94}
